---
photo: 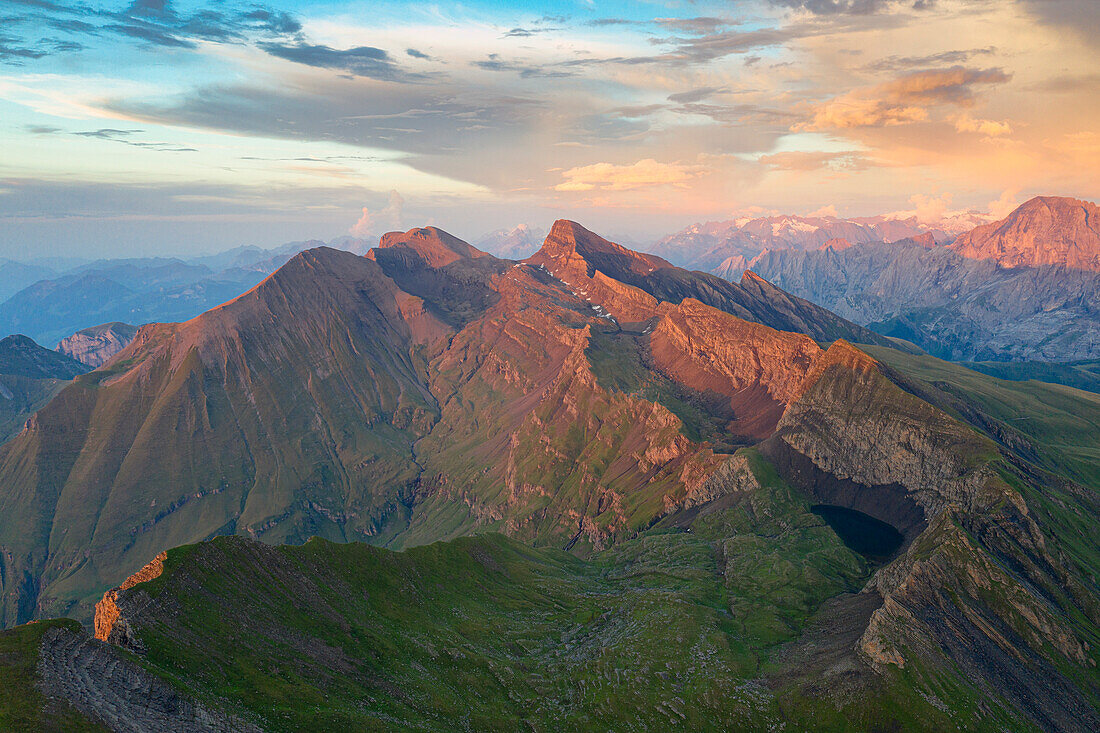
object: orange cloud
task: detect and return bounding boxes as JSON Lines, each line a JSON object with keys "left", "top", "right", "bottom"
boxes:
{"left": 798, "top": 67, "right": 1011, "bottom": 131}
{"left": 554, "top": 159, "right": 703, "bottom": 191}
{"left": 953, "top": 114, "right": 1012, "bottom": 136}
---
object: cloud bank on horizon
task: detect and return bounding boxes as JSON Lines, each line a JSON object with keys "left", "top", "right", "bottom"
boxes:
{"left": 0, "top": 0, "right": 1097, "bottom": 257}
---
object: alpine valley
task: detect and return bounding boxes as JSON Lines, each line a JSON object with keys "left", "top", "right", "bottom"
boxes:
{"left": 0, "top": 218, "right": 1097, "bottom": 732}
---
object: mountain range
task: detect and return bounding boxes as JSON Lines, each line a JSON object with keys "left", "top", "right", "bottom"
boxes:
{"left": 0, "top": 221, "right": 1097, "bottom": 730}
{"left": 651, "top": 210, "right": 985, "bottom": 273}
{"left": 708, "top": 197, "right": 1100, "bottom": 362}
{"left": 0, "top": 241, "right": 341, "bottom": 348}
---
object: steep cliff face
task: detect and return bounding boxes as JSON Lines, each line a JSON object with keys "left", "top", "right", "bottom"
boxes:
{"left": 951, "top": 196, "right": 1100, "bottom": 271}
{"left": 528, "top": 220, "right": 895, "bottom": 346}
{"left": 55, "top": 322, "right": 139, "bottom": 368}
{"left": 759, "top": 341, "right": 1100, "bottom": 730}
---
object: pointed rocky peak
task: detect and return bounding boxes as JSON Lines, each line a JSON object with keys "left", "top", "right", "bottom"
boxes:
{"left": 739, "top": 270, "right": 771, "bottom": 288}
{"left": 528, "top": 220, "right": 671, "bottom": 277}
{"left": 950, "top": 195, "right": 1100, "bottom": 271}
{"left": 377, "top": 226, "right": 487, "bottom": 269}
{"left": 821, "top": 237, "right": 853, "bottom": 251}
{"left": 811, "top": 339, "right": 880, "bottom": 378}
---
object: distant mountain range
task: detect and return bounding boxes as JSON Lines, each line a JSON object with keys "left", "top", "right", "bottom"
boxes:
{"left": 0, "top": 239, "right": 371, "bottom": 348}
{"left": 651, "top": 210, "right": 986, "bottom": 272}
{"left": 476, "top": 223, "right": 547, "bottom": 259}
{"left": 0, "top": 221, "right": 1097, "bottom": 730}
{"left": 702, "top": 197, "right": 1100, "bottom": 362}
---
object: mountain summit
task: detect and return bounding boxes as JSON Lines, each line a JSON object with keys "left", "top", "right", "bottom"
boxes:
{"left": 0, "top": 222, "right": 1097, "bottom": 731}
{"left": 376, "top": 226, "right": 489, "bottom": 268}
{"left": 950, "top": 195, "right": 1100, "bottom": 271}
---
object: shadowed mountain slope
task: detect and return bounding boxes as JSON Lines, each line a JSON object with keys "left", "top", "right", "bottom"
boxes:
{"left": 0, "top": 224, "right": 1097, "bottom": 730}
{"left": 0, "top": 335, "right": 90, "bottom": 444}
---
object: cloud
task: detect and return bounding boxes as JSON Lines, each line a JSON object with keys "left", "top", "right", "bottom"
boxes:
{"left": 758, "top": 150, "right": 872, "bottom": 171}
{"left": 0, "top": 34, "right": 83, "bottom": 63}
{"left": 952, "top": 113, "right": 1011, "bottom": 137}
{"left": 661, "top": 28, "right": 796, "bottom": 63}
{"left": 667, "top": 87, "right": 725, "bottom": 104}
{"left": 808, "top": 204, "right": 839, "bottom": 217}
{"left": 5, "top": 0, "right": 301, "bottom": 53}
{"left": 30, "top": 126, "right": 198, "bottom": 152}
{"left": 798, "top": 66, "right": 1011, "bottom": 130}
{"left": 473, "top": 53, "right": 575, "bottom": 78}
{"left": 587, "top": 18, "right": 638, "bottom": 27}
{"left": 888, "top": 193, "right": 955, "bottom": 225}
{"left": 653, "top": 17, "right": 730, "bottom": 35}
{"left": 554, "top": 159, "right": 702, "bottom": 191}
{"left": 406, "top": 48, "right": 430, "bottom": 60}
{"left": 767, "top": 0, "right": 932, "bottom": 14}
{"left": 987, "top": 188, "right": 1019, "bottom": 219}
{"left": 259, "top": 43, "right": 421, "bottom": 81}
{"left": 864, "top": 47, "right": 996, "bottom": 72}
{"left": 350, "top": 190, "right": 405, "bottom": 237}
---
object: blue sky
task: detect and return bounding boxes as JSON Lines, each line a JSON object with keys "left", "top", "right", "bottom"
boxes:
{"left": 1, "top": 0, "right": 1098, "bottom": 257}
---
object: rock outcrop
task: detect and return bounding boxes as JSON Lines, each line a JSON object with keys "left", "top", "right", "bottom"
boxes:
{"left": 94, "top": 550, "right": 166, "bottom": 645}
{"left": 56, "top": 322, "right": 139, "bottom": 367}
{"left": 36, "top": 625, "right": 263, "bottom": 732}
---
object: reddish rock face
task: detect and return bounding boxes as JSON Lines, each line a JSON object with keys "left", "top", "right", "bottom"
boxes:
{"left": 94, "top": 550, "right": 167, "bottom": 643}
{"left": 950, "top": 196, "right": 1100, "bottom": 271}
{"left": 377, "top": 226, "right": 489, "bottom": 269}
{"left": 0, "top": 221, "right": 888, "bottom": 625}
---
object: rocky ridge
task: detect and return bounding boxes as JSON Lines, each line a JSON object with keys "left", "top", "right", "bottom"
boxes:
{"left": 0, "top": 220, "right": 1096, "bottom": 730}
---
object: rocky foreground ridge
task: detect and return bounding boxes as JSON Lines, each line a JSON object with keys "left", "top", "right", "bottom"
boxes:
{"left": 0, "top": 220, "right": 1096, "bottom": 730}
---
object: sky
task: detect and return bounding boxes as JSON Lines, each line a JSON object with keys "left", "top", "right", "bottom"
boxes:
{"left": 1, "top": 0, "right": 1098, "bottom": 258}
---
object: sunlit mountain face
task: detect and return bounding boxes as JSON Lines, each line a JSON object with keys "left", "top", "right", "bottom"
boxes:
{"left": 2, "top": 2, "right": 1100, "bottom": 732}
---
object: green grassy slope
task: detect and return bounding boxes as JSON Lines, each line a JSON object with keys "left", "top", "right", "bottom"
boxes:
{"left": 963, "top": 359, "right": 1100, "bottom": 395}
{"left": 83, "top": 450, "right": 1012, "bottom": 732}
{"left": 862, "top": 345, "right": 1100, "bottom": 491}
